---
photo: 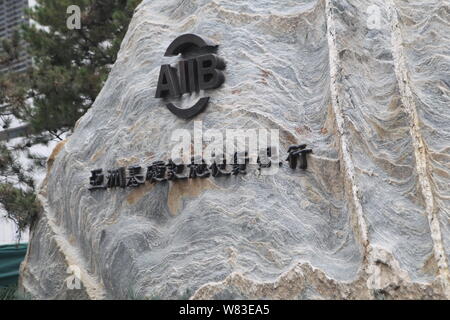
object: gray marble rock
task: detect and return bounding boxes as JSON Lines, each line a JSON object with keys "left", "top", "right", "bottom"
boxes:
{"left": 20, "top": 0, "right": 450, "bottom": 299}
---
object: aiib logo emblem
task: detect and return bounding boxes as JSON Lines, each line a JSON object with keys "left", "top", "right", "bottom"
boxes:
{"left": 155, "top": 34, "right": 226, "bottom": 119}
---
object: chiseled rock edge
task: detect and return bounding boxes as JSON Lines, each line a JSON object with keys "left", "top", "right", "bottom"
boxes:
{"left": 20, "top": 141, "right": 106, "bottom": 300}
{"left": 324, "top": 0, "right": 369, "bottom": 262}
{"left": 193, "top": 246, "right": 446, "bottom": 299}
{"left": 33, "top": 193, "right": 106, "bottom": 299}
{"left": 386, "top": 0, "right": 450, "bottom": 296}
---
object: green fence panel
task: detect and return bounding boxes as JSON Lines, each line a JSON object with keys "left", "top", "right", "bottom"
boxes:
{"left": 0, "top": 244, "right": 27, "bottom": 288}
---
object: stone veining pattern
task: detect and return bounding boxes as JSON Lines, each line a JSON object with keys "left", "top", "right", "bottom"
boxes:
{"left": 20, "top": 0, "right": 450, "bottom": 299}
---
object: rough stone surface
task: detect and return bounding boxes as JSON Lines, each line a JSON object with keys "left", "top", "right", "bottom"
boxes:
{"left": 20, "top": 0, "right": 450, "bottom": 299}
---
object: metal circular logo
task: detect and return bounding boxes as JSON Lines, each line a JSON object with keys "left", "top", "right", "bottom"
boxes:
{"left": 155, "top": 34, "right": 226, "bottom": 119}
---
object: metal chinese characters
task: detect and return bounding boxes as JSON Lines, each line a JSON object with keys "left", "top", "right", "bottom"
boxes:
{"left": 286, "top": 144, "right": 313, "bottom": 170}
{"left": 89, "top": 145, "right": 313, "bottom": 191}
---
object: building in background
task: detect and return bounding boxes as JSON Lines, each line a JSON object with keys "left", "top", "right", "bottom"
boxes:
{"left": 0, "top": 0, "right": 31, "bottom": 73}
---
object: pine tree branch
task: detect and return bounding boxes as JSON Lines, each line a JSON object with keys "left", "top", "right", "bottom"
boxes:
{"left": 76, "top": 29, "right": 112, "bottom": 64}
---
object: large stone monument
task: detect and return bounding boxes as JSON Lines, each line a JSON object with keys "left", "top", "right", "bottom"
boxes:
{"left": 20, "top": 0, "right": 450, "bottom": 299}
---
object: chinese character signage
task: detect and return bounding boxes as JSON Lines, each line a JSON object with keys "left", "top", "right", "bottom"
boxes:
{"left": 89, "top": 145, "right": 312, "bottom": 191}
